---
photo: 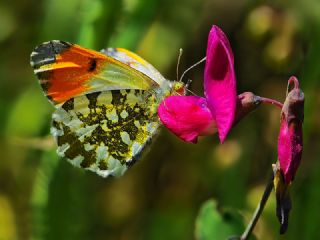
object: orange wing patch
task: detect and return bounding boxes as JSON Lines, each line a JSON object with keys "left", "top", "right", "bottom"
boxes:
{"left": 31, "top": 41, "right": 109, "bottom": 104}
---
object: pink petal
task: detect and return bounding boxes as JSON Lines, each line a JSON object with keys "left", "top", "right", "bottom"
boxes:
{"left": 204, "top": 25, "right": 237, "bottom": 143}
{"left": 278, "top": 121, "right": 303, "bottom": 183}
{"left": 278, "top": 76, "right": 304, "bottom": 183}
{"left": 158, "top": 96, "right": 217, "bottom": 143}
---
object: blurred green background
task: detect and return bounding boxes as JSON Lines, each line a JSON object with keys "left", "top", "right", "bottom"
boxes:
{"left": 1, "top": 0, "right": 320, "bottom": 239}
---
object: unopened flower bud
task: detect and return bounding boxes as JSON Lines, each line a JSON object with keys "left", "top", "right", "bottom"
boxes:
{"left": 278, "top": 76, "right": 304, "bottom": 183}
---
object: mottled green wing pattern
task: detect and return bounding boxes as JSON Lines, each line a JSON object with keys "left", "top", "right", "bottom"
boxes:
{"left": 51, "top": 89, "right": 160, "bottom": 177}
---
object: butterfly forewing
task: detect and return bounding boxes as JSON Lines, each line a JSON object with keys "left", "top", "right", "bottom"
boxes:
{"left": 51, "top": 89, "right": 160, "bottom": 177}
{"left": 30, "top": 40, "right": 158, "bottom": 105}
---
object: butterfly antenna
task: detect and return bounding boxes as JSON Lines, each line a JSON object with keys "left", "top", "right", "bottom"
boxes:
{"left": 176, "top": 48, "right": 183, "bottom": 81}
{"left": 179, "top": 56, "right": 206, "bottom": 83}
{"left": 186, "top": 87, "right": 197, "bottom": 96}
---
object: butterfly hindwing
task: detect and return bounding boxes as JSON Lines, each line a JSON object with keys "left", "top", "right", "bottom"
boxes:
{"left": 51, "top": 89, "right": 160, "bottom": 177}
{"left": 30, "top": 40, "right": 158, "bottom": 105}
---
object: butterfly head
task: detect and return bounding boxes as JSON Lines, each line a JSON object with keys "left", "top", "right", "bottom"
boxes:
{"left": 171, "top": 81, "right": 186, "bottom": 96}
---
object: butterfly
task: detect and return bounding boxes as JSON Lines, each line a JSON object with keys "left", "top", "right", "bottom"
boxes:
{"left": 30, "top": 40, "right": 185, "bottom": 177}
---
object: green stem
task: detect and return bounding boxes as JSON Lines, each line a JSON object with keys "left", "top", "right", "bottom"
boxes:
{"left": 240, "top": 173, "right": 275, "bottom": 240}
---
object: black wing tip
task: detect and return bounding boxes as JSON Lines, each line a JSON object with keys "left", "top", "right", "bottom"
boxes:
{"left": 30, "top": 40, "right": 72, "bottom": 69}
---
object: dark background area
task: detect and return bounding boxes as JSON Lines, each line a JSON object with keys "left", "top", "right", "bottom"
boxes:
{"left": 0, "top": 0, "right": 320, "bottom": 239}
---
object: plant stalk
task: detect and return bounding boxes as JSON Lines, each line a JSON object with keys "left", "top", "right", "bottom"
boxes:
{"left": 240, "top": 173, "right": 275, "bottom": 240}
{"left": 259, "top": 97, "right": 283, "bottom": 109}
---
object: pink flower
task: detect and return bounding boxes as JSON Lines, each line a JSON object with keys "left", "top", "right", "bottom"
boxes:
{"left": 278, "top": 76, "right": 304, "bottom": 183}
{"left": 158, "top": 26, "right": 259, "bottom": 143}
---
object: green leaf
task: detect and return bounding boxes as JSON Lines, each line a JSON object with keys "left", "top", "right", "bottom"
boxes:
{"left": 31, "top": 150, "right": 59, "bottom": 240}
{"left": 195, "top": 200, "right": 245, "bottom": 240}
{"left": 5, "top": 86, "right": 51, "bottom": 138}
